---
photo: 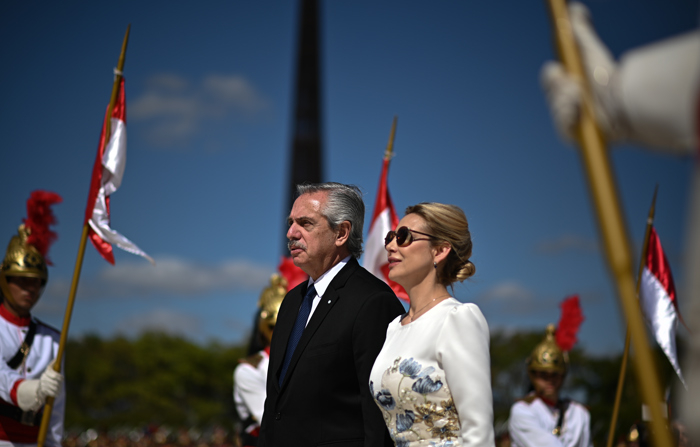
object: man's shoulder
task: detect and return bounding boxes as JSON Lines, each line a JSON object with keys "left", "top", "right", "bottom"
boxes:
{"left": 515, "top": 393, "right": 538, "bottom": 405}
{"left": 509, "top": 395, "right": 547, "bottom": 424}
{"left": 345, "top": 262, "right": 394, "bottom": 293}
{"left": 564, "top": 398, "right": 591, "bottom": 416}
{"left": 34, "top": 318, "right": 61, "bottom": 337}
{"left": 513, "top": 393, "right": 538, "bottom": 407}
{"left": 326, "top": 259, "right": 402, "bottom": 310}
{"left": 238, "top": 352, "right": 265, "bottom": 369}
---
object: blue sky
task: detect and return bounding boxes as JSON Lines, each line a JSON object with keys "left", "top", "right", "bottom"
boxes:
{"left": 1, "top": 0, "right": 697, "bottom": 355}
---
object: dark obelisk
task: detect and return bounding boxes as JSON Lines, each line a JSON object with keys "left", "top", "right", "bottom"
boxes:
{"left": 283, "top": 0, "right": 324, "bottom": 253}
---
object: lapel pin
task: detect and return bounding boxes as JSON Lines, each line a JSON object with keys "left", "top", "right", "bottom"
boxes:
{"left": 328, "top": 300, "right": 331, "bottom": 304}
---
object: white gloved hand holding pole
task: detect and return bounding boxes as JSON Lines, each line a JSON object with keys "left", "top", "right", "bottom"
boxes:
{"left": 16, "top": 360, "right": 63, "bottom": 412}
{"left": 541, "top": 2, "right": 700, "bottom": 154}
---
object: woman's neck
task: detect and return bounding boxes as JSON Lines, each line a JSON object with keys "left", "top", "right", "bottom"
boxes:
{"left": 406, "top": 278, "right": 449, "bottom": 310}
{"left": 402, "top": 281, "right": 450, "bottom": 324}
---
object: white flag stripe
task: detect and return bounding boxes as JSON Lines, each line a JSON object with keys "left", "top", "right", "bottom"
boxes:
{"left": 101, "top": 117, "right": 127, "bottom": 194}
{"left": 365, "top": 207, "right": 392, "bottom": 276}
{"left": 88, "top": 218, "right": 154, "bottom": 263}
{"left": 640, "top": 267, "right": 686, "bottom": 388}
{"left": 88, "top": 108, "right": 154, "bottom": 264}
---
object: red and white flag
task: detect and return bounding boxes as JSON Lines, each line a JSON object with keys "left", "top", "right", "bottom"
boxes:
{"left": 639, "top": 226, "right": 685, "bottom": 387}
{"left": 364, "top": 158, "right": 408, "bottom": 302}
{"left": 84, "top": 78, "right": 153, "bottom": 265}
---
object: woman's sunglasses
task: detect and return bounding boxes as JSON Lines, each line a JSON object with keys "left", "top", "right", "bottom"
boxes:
{"left": 385, "top": 226, "right": 438, "bottom": 247}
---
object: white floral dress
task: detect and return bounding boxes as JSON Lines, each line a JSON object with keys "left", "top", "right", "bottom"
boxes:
{"left": 369, "top": 298, "right": 494, "bottom": 447}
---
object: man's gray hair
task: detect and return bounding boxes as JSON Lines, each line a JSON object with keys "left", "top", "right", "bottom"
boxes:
{"left": 296, "top": 182, "right": 365, "bottom": 259}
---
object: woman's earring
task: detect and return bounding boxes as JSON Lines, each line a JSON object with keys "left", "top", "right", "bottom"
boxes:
{"left": 433, "top": 262, "right": 437, "bottom": 269}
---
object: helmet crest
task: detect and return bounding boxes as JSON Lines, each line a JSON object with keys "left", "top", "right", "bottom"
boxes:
{"left": 2, "top": 191, "right": 62, "bottom": 284}
{"left": 527, "top": 295, "right": 584, "bottom": 375}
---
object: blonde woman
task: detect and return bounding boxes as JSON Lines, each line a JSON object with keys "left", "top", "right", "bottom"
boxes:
{"left": 369, "top": 203, "right": 494, "bottom": 446}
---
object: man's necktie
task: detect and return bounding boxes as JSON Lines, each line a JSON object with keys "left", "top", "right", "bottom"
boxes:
{"left": 278, "top": 284, "right": 316, "bottom": 386}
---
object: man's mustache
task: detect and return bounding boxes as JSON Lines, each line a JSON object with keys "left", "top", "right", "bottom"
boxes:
{"left": 288, "top": 240, "right": 307, "bottom": 251}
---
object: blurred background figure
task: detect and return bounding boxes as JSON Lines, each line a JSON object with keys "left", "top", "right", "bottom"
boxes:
{"left": 0, "top": 191, "right": 65, "bottom": 447}
{"left": 539, "top": 1, "right": 699, "bottom": 441}
{"left": 233, "top": 258, "right": 305, "bottom": 447}
{"left": 508, "top": 321, "right": 591, "bottom": 447}
{"left": 672, "top": 420, "right": 692, "bottom": 447}
{"left": 233, "top": 275, "right": 286, "bottom": 447}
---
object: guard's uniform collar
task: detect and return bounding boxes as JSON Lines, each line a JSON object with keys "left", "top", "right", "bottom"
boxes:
{"left": 0, "top": 303, "right": 31, "bottom": 326}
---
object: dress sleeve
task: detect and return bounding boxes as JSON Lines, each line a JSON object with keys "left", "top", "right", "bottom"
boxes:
{"left": 437, "top": 304, "right": 494, "bottom": 446}
{"left": 508, "top": 402, "right": 563, "bottom": 447}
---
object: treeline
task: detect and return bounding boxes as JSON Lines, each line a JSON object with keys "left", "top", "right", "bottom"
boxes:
{"left": 64, "top": 333, "right": 246, "bottom": 431}
{"left": 63, "top": 331, "right": 684, "bottom": 445}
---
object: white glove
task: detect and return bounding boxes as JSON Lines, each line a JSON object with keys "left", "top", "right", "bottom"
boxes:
{"left": 540, "top": 2, "right": 627, "bottom": 143}
{"left": 37, "top": 362, "right": 63, "bottom": 400}
{"left": 541, "top": 2, "right": 700, "bottom": 153}
{"left": 15, "top": 360, "right": 63, "bottom": 412}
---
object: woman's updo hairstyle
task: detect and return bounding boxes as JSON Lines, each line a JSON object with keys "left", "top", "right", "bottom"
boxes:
{"left": 404, "top": 202, "right": 475, "bottom": 286}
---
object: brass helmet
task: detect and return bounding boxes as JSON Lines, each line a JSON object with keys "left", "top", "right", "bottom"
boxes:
{"left": 2, "top": 224, "right": 49, "bottom": 285}
{"left": 2, "top": 191, "right": 62, "bottom": 288}
{"left": 527, "top": 324, "right": 568, "bottom": 375}
{"left": 257, "top": 274, "right": 288, "bottom": 345}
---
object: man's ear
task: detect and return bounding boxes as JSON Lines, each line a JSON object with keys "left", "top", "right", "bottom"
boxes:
{"left": 336, "top": 221, "right": 351, "bottom": 247}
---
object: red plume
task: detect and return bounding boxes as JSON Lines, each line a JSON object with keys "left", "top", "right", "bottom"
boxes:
{"left": 23, "top": 190, "right": 63, "bottom": 265}
{"left": 555, "top": 295, "right": 584, "bottom": 352}
{"left": 278, "top": 256, "right": 308, "bottom": 292}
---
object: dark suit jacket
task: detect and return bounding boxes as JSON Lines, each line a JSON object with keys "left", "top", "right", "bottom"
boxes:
{"left": 258, "top": 257, "right": 405, "bottom": 447}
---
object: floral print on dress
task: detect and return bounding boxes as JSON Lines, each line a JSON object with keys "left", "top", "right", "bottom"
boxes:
{"left": 371, "top": 357, "right": 461, "bottom": 446}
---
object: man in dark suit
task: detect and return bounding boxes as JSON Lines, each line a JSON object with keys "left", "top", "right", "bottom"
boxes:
{"left": 258, "top": 182, "right": 405, "bottom": 447}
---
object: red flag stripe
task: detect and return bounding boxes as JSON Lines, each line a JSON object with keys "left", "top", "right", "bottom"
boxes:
{"left": 646, "top": 226, "right": 678, "bottom": 310}
{"left": 84, "top": 78, "right": 125, "bottom": 226}
{"left": 364, "top": 157, "right": 408, "bottom": 302}
{"left": 369, "top": 159, "right": 398, "bottom": 230}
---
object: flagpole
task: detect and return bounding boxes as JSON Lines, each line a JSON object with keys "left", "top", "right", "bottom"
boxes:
{"left": 384, "top": 116, "right": 398, "bottom": 161}
{"left": 543, "top": 2, "right": 673, "bottom": 446}
{"left": 605, "top": 186, "right": 658, "bottom": 447}
{"left": 36, "top": 25, "right": 131, "bottom": 447}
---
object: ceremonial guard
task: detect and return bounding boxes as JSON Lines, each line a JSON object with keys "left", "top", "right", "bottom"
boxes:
{"left": 508, "top": 323, "right": 592, "bottom": 447}
{"left": 234, "top": 274, "right": 286, "bottom": 447}
{"left": 0, "top": 191, "right": 64, "bottom": 447}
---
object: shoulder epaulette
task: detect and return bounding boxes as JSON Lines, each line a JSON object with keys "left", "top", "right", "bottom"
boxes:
{"left": 565, "top": 398, "right": 590, "bottom": 412}
{"left": 34, "top": 317, "right": 60, "bottom": 335}
{"left": 516, "top": 394, "right": 537, "bottom": 404}
{"left": 239, "top": 353, "right": 264, "bottom": 368}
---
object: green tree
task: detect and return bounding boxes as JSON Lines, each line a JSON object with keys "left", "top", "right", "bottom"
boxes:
{"left": 64, "top": 332, "right": 247, "bottom": 431}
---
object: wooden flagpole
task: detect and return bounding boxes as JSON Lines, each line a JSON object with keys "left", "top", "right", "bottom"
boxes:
{"left": 385, "top": 116, "right": 398, "bottom": 160}
{"left": 36, "top": 25, "right": 131, "bottom": 447}
{"left": 605, "top": 186, "right": 658, "bottom": 447}
{"left": 543, "top": 2, "right": 673, "bottom": 446}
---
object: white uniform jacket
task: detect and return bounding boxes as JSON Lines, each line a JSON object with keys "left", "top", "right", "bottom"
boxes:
{"left": 509, "top": 393, "right": 591, "bottom": 447}
{"left": 233, "top": 348, "right": 269, "bottom": 431}
{"left": 0, "top": 304, "right": 64, "bottom": 447}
